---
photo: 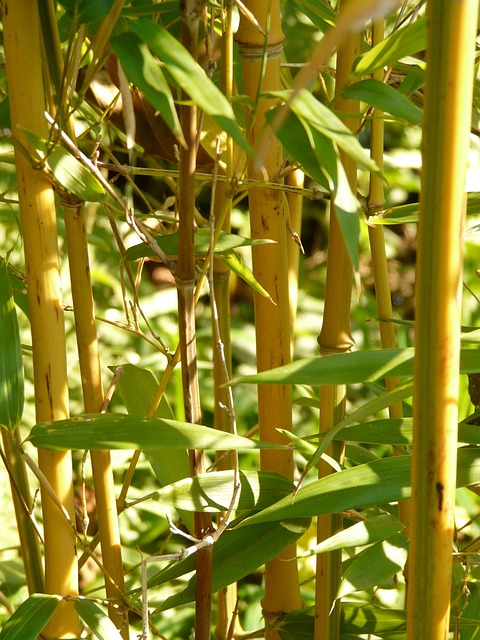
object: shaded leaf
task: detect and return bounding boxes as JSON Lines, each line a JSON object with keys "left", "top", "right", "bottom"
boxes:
{"left": 0, "top": 259, "right": 24, "bottom": 430}
{"left": 0, "top": 593, "right": 60, "bottom": 640}
{"left": 28, "top": 413, "right": 284, "bottom": 451}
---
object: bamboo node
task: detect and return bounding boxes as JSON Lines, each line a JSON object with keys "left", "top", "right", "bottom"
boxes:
{"left": 236, "top": 43, "right": 283, "bottom": 60}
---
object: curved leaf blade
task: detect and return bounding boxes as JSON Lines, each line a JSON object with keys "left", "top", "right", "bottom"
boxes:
{"left": 0, "top": 594, "right": 61, "bottom": 640}
{"left": 341, "top": 79, "right": 423, "bottom": 125}
{"left": 28, "top": 413, "right": 284, "bottom": 451}
{"left": 74, "top": 599, "right": 123, "bottom": 640}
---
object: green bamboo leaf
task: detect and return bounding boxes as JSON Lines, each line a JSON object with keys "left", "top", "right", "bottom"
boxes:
{"left": 0, "top": 593, "right": 61, "bottom": 640}
{"left": 124, "top": 228, "right": 273, "bottom": 261}
{"left": 74, "top": 599, "right": 123, "bottom": 640}
{"left": 371, "top": 193, "right": 480, "bottom": 226}
{"left": 47, "top": 146, "right": 107, "bottom": 202}
{"left": 341, "top": 79, "right": 423, "bottom": 125}
{"left": 147, "top": 517, "right": 310, "bottom": 612}
{"left": 285, "top": 0, "right": 336, "bottom": 32}
{"left": 231, "top": 348, "right": 480, "bottom": 387}
{"left": 337, "top": 533, "right": 409, "bottom": 599}
{"left": 0, "top": 258, "right": 24, "bottom": 431}
{"left": 300, "top": 514, "right": 404, "bottom": 557}
{"left": 110, "top": 31, "right": 185, "bottom": 145}
{"left": 265, "top": 108, "right": 360, "bottom": 270}
{"left": 129, "top": 19, "right": 253, "bottom": 159}
{"left": 236, "top": 447, "right": 480, "bottom": 526}
{"left": 113, "top": 363, "right": 193, "bottom": 531}
{"left": 28, "top": 413, "right": 284, "bottom": 451}
{"left": 353, "top": 18, "right": 426, "bottom": 75}
{"left": 151, "top": 470, "right": 294, "bottom": 513}
{"left": 218, "top": 251, "right": 272, "bottom": 298}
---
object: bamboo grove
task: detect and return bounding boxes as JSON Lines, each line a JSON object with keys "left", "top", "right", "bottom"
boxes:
{"left": 1, "top": 1, "right": 480, "bottom": 639}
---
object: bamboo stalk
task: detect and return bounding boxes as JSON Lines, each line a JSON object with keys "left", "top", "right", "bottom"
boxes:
{"left": 63, "top": 204, "right": 129, "bottom": 637}
{"left": 366, "top": 19, "right": 409, "bottom": 535}
{"left": 406, "top": 2, "right": 478, "bottom": 638}
{"left": 315, "top": 2, "right": 360, "bottom": 636}
{"left": 236, "top": 5, "right": 302, "bottom": 638}
{"left": 177, "top": 4, "right": 212, "bottom": 639}
{"left": 3, "top": 1, "right": 81, "bottom": 636}
{"left": 286, "top": 168, "right": 304, "bottom": 355}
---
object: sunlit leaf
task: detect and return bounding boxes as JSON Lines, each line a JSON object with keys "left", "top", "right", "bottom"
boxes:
{"left": 236, "top": 447, "right": 480, "bottom": 526}
{"left": 341, "top": 79, "right": 423, "bottom": 125}
{"left": 0, "top": 258, "right": 24, "bottom": 431}
{"left": 29, "top": 413, "right": 284, "bottom": 451}
{"left": 337, "top": 533, "right": 409, "bottom": 598}
{"left": 129, "top": 19, "right": 253, "bottom": 158}
{"left": 353, "top": 18, "right": 426, "bottom": 75}
{"left": 0, "top": 594, "right": 60, "bottom": 640}
{"left": 110, "top": 31, "right": 185, "bottom": 145}
{"left": 74, "top": 599, "right": 123, "bottom": 640}
{"left": 48, "top": 146, "right": 106, "bottom": 202}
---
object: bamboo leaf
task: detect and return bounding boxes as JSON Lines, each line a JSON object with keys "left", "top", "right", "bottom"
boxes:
{"left": 285, "top": 0, "right": 336, "bottom": 31}
{"left": 151, "top": 470, "right": 294, "bottom": 513}
{"left": 236, "top": 447, "right": 480, "bottom": 526}
{"left": 110, "top": 31, "right": 185, "bottom": 146}
{"left": 353, "top": 18, "right": 427, "bottom": 75}
{"left": 74, "top": 599, "right": 123, "bottom": 640}
{"left": 341, "top": 79, "right": 423, "bottom": 125}
{"left": 337, "top": 533, "right": 409, "bottom": 599}
{"left": 124, "top": 228, "right": 273, "bottom": 261}
{"left": 129, "top": 19, "right": 253, "bottom": 158}
{"left": 218, "top": 251, "right": 272, "bottom": 298}
{"left": 231, "top": 348, "right": 480, "bottom": 387}
{"left": 28, "top": 413, "right": 284, "bottom": 451}
{"left": 300, "top": 514, "right": 404, "bottom": 557}
{"left": 47, "top": 146, "right": 107, "bottom": 202}
{"left": 147, "top": 517, "right": 310, "bottom": 612}
{"left": 0, "top": 593, "right": 61, "bottom": 640}
{"left": 0, "top": 258, "right": 24, "bottom": 431}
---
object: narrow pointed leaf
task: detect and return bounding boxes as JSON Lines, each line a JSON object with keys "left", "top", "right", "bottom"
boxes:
{"left": 151, "top": 470, "right": 294, "bottom": 513}
{"left": 301, "top": 514, "right": 404, "bottom": 557}
{"left": 149, "top": 517, "right": 310, "bottom": 612}
{"left": 337, "top": 533, "right": 409, "bottom": 598}
{"left": 0, "top": 259, "right": 24, "bottom": 430}
{"left": 237, "top": 447, "right": 480, "bottom": 526}
{"left": 0, "top": 593, "right": 61, "bottom": 640}
{"left": 48, "top": 146, "right": 106, "bottom": 202}
{"left": 230, "top": 348, "right": 480, "bottom": 386}
{"left": 129, "top": 19, "right": 253, "bottom": 158}
{"left": 341, "top": 79, "right": 423, "bottom": 125}
{"left": 110, "top": 31, "right": 185, "bottom": 145}
{"left": 28, "top": 413, "right": 284, "bottom": 451}
{"left": 353, "top": 18, "right": 426, "bottom": 75}
{"left": 74, "top": 599, "right": 123, "bottom": 640}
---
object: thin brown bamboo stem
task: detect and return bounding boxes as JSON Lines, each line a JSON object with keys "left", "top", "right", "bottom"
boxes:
{"left": 406, "top": 2, "right": 479, "bottom": 638}
{"left": 236, "top": 4, "right": 302, "bottom": 638}
{"left": 315, "top": 2, "right": 360, "bottom": 636}
{"left": 3, "top": 1, "right": 81, "bottom": 636}
{"left": 177, "top": 4, "right": 212, "bottom": 639}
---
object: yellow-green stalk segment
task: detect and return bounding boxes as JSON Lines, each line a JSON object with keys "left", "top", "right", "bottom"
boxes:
{"left": 236, "top": 4, "right": 302, "bottom": 638}
{"left": 3, "top": 1, "right": 81, "bottom": 636}
{"left": 177, "top": 3, "right": 213, "bottom": 639}
{"left": 214, "top": 3, "right": 241, "bottom": 638}
{"left": 406, "top": 2, "right": 478, "bottom": 639}
{"left": 1, "top": 428, "right": 44, "bottom": 594}
{"left": 286, "top": 168, "right": 304, "bottom": 355}
{"left": 315, "top": 4, "right": 360, "bottom": 637}
{"left": 63, "top": 204, "right": 129, "bottom": 637}
{"left": 366, "top": 19, "right": 409, "bottom": 534}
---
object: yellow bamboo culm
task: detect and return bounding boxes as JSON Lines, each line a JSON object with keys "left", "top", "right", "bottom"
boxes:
{"left": 3, "top": 1, "right": 81, "bottom": 637}
{"left": 315, "top": 1, "right": 360, "bottom": 637}
{"left": 406, "top": 2, "right": 479, "bottom": 638}
{"left": 236, "top": 4, "right": 302, "bottom": 639}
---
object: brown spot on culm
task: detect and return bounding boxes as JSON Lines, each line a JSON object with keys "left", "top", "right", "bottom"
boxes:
{"left": 436, "top": 481, "right": 444, "bottom": 511}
